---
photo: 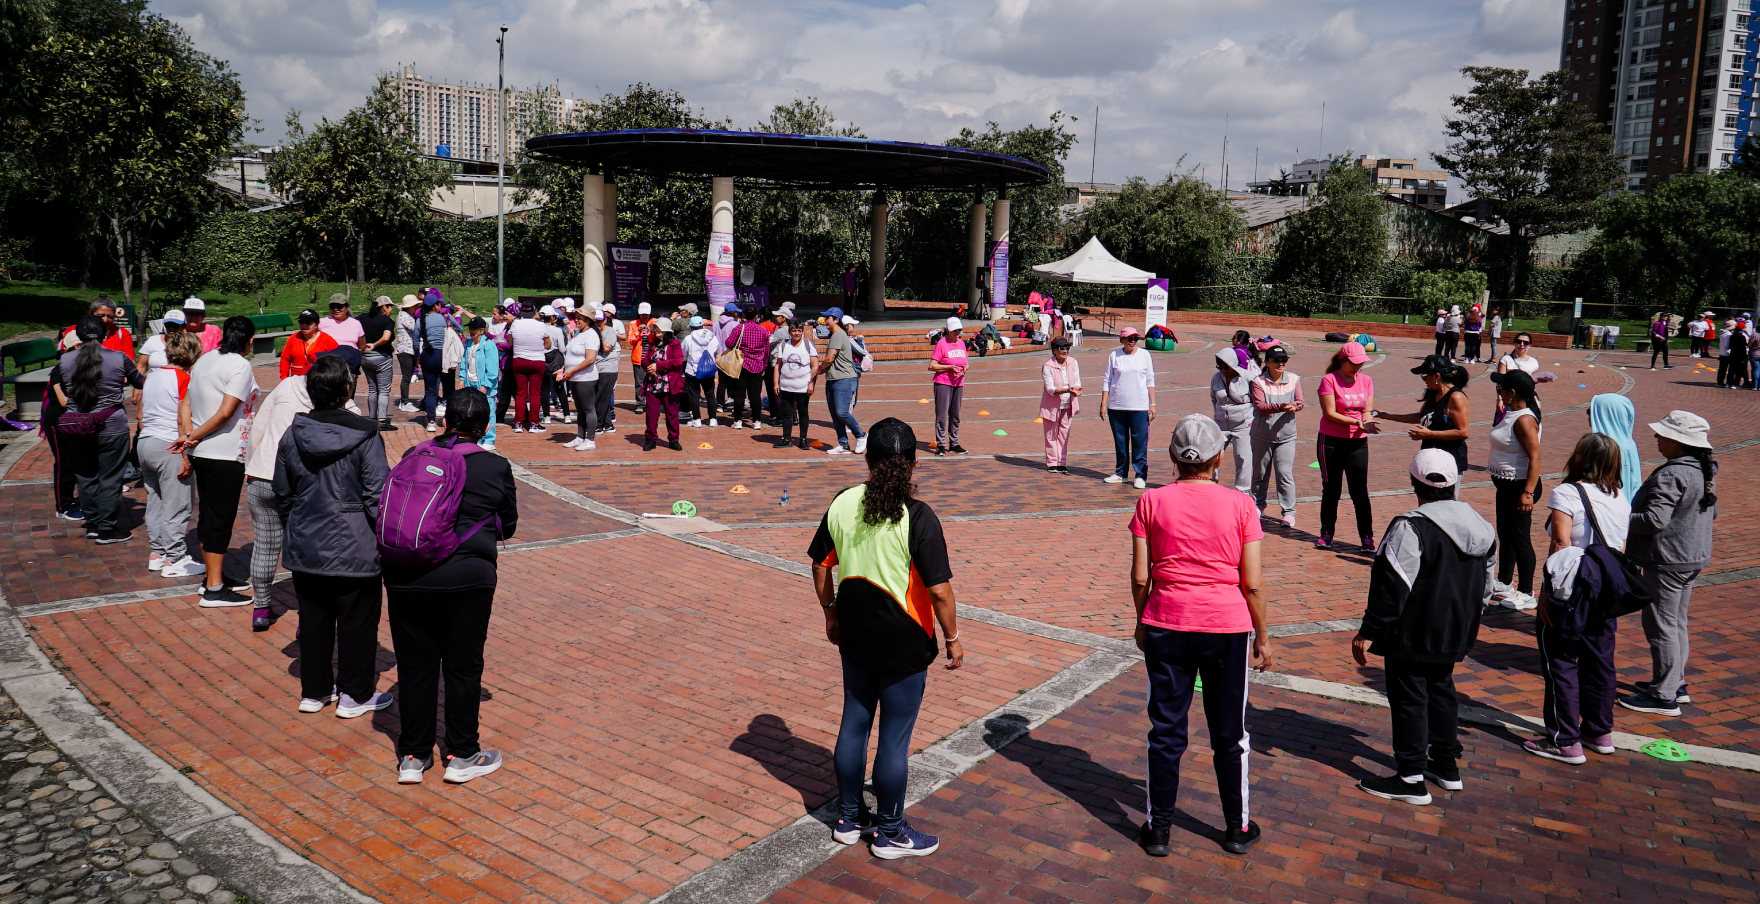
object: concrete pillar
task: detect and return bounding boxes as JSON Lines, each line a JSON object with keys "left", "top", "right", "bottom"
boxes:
{"left": 709, "top": 177, "right": 734, "bottom": 319}
{"left": 867, "top": 189, "right": 888, "bottom": 314}
{"left": 988, "top": 193, "right": 1010, "bottom": 320}
{"left": 966, "top": 198, "right": 987, "bottom": 320}
{"left": 603, "top": 181, "right": 618, "bottom": 303}
{"left": 582, "top": 172, "right": 606, "bottom": 307}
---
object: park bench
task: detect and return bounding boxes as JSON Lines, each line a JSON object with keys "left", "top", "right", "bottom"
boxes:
{"left": 248, "top": 313, "right": 297, "bottom": 357}
{"left": 2, "top": 337, "right": 60, "bottom": 420}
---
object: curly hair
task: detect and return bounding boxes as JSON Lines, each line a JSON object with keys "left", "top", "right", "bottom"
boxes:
{"left": 861, "top": 455, "right": 916, "bottom": 526}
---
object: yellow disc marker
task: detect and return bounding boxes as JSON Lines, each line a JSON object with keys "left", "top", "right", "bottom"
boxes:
{"left": 919, "top": 398, "right": 931, "bottom": 403}
{"left": 699, "top": 443, "right": 713, "bottom": 449}
{"left": 729, "top": 485, "right": 750, "bottom": 494}
{"left": 1034, "top": 417, "right": 1044, "bottom": 423}
{"left": 978, "top": 410, "right": 990, "bottom": 415}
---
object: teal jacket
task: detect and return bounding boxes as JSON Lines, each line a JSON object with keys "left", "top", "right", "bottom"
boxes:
{"left": 463, "top": 335, "right": 499, "bottom": 390}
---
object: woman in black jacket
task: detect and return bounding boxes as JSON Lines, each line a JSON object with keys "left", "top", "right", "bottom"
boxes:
{"left": 273, "top": 355, "right": 391, "bottom": 719}
{"left": 383, "top": 388, "right": 518, "bottom": 785}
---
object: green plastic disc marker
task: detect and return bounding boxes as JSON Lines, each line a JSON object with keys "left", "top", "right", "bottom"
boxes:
{"left": 672, "top": 500, "right": 697, "bottom": 518}
{"left": 994, "top": 429, "right": 1008, "bottom": 436}
{"left": 1308, "top": 461, "right": 1321, "bottom": 468}
{"left": 1642, "top": 738, "right": 1690, "bottom": 762}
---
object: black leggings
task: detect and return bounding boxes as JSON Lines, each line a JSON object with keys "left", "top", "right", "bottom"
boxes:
{"left": 1463, "top": 332, "right": 1481, "bottom": 360}
{"left": 388, "top": 588, "right": 493, "bottom": 761}
{"left": 1650, "top": 338, "right": 1670, "bottom": 368}
{"left": 398, "top": 352, "right": 416, "bottom": 403}
{"left": 1493, "top": 476, "right": 1540, "bottom": 594}
{"left": 777, "top": 390, "right": 811, "bottom": 441}
{"left": 729, "top": 371, "right": 763, "bottom": 423}
{"left": 568, "top": 382, "right": 599, "bottom": 439}
{"left": 192, "top": 457, "right": 245, "bottom": 556}
{"left": 1318, "top": 434, "right": 1372, "bottom": 538}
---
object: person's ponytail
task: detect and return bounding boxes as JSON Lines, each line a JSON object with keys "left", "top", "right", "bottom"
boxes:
{"left": 68, "top": 315, "right": 107, "bottom": 411}
{"left": 1688, "top": 448, "right": 1718, "bottom": 510}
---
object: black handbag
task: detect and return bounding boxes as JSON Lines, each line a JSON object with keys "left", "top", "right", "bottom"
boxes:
{"left": 1574, "top": 483, "right": 1653, "bottom": 622}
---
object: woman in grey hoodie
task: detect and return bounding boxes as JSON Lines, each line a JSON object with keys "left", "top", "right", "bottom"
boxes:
{"left": 1210, "top": 349, "right": 1258, "bottom": 494}
{"left": 273, "top": 356, "right": 392, "bottom": 719}
{"left": 1619, "top": 410, "right": 1717, "bottom": 717}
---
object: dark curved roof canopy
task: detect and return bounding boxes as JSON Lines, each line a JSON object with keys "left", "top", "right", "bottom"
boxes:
{"left": 523, "top": 129, "right": 1052, "bottom": 191}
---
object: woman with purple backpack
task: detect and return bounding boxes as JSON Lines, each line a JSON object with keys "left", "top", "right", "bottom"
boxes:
{"left": 380, "top": 388, "right": 518, "bottom": 785}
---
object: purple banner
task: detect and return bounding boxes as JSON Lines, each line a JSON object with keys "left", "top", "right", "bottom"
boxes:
{"left": 608, "top": 243, "right": 650, "bottom": 305}
{"left": 735, "top": 285, "right": 770, "bottom": 311}
{"left": 988, "top": 240, "right": 1009, "bottom": 309}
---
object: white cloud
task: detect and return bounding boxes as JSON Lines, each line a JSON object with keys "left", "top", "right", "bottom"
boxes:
{"left": 151, "top": 0, "right": 1559, "bottom": 192}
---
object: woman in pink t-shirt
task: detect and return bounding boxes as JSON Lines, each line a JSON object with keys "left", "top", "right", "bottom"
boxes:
{"left": 1128, "top": 413, "right": 1270, "bottom": 858}
{"left": 1316, "top": 342, "right": 1380, "bottom": 552}
{"left": 928, "top": 317, "right": 970, "bottom": 455}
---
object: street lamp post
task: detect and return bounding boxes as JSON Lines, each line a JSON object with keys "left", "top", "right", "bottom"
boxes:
{"left": 497, "top": 25, "right": 508, "bottom": 308}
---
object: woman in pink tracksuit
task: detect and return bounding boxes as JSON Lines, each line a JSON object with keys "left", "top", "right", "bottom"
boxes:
{"left": 1040, "top": 335, "right": 1081, "bottom": 473}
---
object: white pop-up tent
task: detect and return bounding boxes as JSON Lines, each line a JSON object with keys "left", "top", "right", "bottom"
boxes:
{"left": 1030, "top": 236, "right": 1155, "bottom": 284}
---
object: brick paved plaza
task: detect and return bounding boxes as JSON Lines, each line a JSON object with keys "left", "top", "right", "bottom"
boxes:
{"left": 1, "top": 322, "right": 1757, "bottom": 903}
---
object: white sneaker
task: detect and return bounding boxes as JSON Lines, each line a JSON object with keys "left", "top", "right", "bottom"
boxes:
{"left": 443, "top": 750, "right": 503, "bottom": 783}
{"left": 397, "top": 755, "right": 432, "bottom": 784}
{"left": 160, "top": 556, "right": 202, "bottom": 578}
{"left": 578, "top": 440, "right": 596, "bottom": 451}
{"left": 512, "top": 424, "right": 525, "bottom": 433}
{"left": 827, "top": 445, "right": 852, "bottom": 455}
{"left": 147, "top": 555, "right": 165, "bottom": 572}
{"left": 707, "top": 418, "right": 718, "bottom": 427}
{"left": 435, "top": 403, "right": 447, "bottom": 417}
{"left": 1103, "top": 475, "right": 1125, "bottom": 484}
{"left": 854, "top": 435, "right": 868, "bottom": 454}
{"left": 479, "top": 443, "right": 496, "bottom": 452}
{"left": 298, "top": 691, "right": 338, "bottom": 714}
{"left": 1134, "top": 477, "right": 1147, "bottom": 489}
{"left": 732, "top": 421, "right": 743, "bottom": 429}
{"left": 529, "top": 424, "right": 547, "bottom": 434}
{"left": 335, "top": 691, "right": 393, "bottom": 719}
{"left": 563, "top": 437, "right": 583, "bottom": 449}
{"left": 425, "top": 422, "right": 437, "bottom": 433}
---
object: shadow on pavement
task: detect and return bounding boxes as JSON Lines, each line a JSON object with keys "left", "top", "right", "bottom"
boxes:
{"left": 731, "top": 714, "right": 834, "bottom": 815}
{"left": 1249, "top": 702, "right": 1395, "bottom": 782}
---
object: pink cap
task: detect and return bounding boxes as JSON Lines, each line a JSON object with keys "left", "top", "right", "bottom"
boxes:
{"left": 1339, "top": 341, "right": 1371, "bottom": 364}
{"left": 1119, "top": 326, "right": 1141, "bottom": 338}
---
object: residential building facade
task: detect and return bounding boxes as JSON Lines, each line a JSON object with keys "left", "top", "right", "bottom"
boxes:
{"left": 391, "top": 65, "right": 588, "bottom": 164}
{"left": 1563, "top": 0, "right": 1755, "bottom": 189}
{"left": 1245, "top": 156, "right": 1449, "bottom": 208}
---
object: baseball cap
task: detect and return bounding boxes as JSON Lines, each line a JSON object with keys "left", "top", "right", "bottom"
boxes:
{"left": 655, "top": 317, "right": 673, "bottom": 333}
{"left": 298, "top": 309, "right": 320, "bottom": 324}
{"left": 690, "top": 315, "right": 705, "bottom": 328}
{"left": 1409, "top": 448, "right": 1460, "bottom": 488}
{"left": 865, "top": 417, "right": 917, "bottom": 462}
{"left": 400, "top": 295, "right": 421, "bottom": 309}
{"left": 588, "top": 306, "right": 606, "bottom": 321}
{"left": 1488, "top": 369, "right": 1535, "bottom": 393}
{"left": 1410, "top": 354, "right": 1452, "bottom": 375}
{"left": 946, "top": 316, "right": 964, "bottom": 332}
{"left": 374, "top": 295, "right": 393, "bottom": 308}
{"left": 182, "top": 297, "right": 205, "bottom": 311}
{"left": 1338, "top": 341, "right": 1370, "bottom": 364}
{"left": 467, "top": 316, "right": 487, "bottom": 331}
{"left": 161, "top": 309, "right": 186, "bottom": 325}
{"left": 327, "top": 293, "right": 349, "bottom": 308}
{"left": 825, "top": 307, "right": 845, "bottom": 319}
{"left": 1118, "top": 326, "right": 1140, "bottom": 339}
{"left": 1050, "top": 335, "right": 1072, "bottom": 349}
{"left": 1263, "top": 344, "right": 1289, "bottom": 360}
{"left": 1703, "top": 311, "right": 1715, "bottom": 317}
{"left": 539, "top": 305, "right": 556, "bottom": 317}
{"left": 841, "top": 315, "right": 860, "bottom": 325}
{"left": 682, "top": 303, "right": 699, "bottom": 315}
{"left": 1169, "top": 414, "right": 1225, "bottom": 463}
{"left": 556, "top": 298, "right": 576, "bottom": 312}
{"left": 637, "top": 302, "right": 652, "bottom": 315}
{"left": 725, "top": 302, "right": 741, "bottom": 313}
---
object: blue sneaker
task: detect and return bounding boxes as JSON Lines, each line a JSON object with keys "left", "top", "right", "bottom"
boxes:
{"left": 831, "top": 811, "right": 875, "bottom": 845}
{"left": 869, "top": 821, "right": 940, "bottom": 859}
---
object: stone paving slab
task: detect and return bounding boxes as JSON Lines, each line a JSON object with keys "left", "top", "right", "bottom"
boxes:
{"left": 771, "top": 667, "right": 1760, "bottom": 904}
{"left": 26, "top": 532, "right": 1092, "bottom": 904}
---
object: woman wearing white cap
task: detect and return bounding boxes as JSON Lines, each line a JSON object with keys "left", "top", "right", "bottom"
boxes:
{"left": 1099, "top": 327, "right": 1155, "bottom": 487}
{"left": 182, "top": 298, "right": 222, "bottom": 354}
{"left": 928, "top": 318, "right": 969, "bottom": 455}
{"left": 395, "top": 295, "right": 421, "bottom": 413}
{"left": 1619, "top": 410, "right": 1717, "bottom": 718}
{"left": 1210, "top": 348, "right": 1257, "bottom": 494}
{"left": 135, "top": 309, "right": 186, "bottom": 375}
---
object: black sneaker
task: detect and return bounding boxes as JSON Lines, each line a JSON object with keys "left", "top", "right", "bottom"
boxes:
{"left": 1635, "top": 680, "right": 1691, "bottom": 704}
{"left": 1423, "top": 760, "right": 1463, "bottom": 791}
{"left": 667, "top": 440, "right": 682, "bottom": 451}
{"left": 221, "top": 573, "right": 252, "bottom": 593}
{"left": 57, "top": 506, "right": 84, "bottom": 522}
{"left": 797, "top": 439, "right": 810, "bottom": 451}
{"left": 1358, "top": 774, "right": 1432, "bottom": 806}
{"left": 1618, "top": 691, "right": 1682, "bottom": 716}
{"left": 84, "top": 528, "right": 100, "bottom": 539}
{"left": 949, "top": 444, "right": 969, "bottom": 455}
{"left": 379, "top": 419, "right": 397, "bottom": 432}
{"left": 1137, "top": 822, "right": 1170, "bottom": 858}
{"left": 775, "top": 438, "right": 792, "bottom": 449}
{"left": 641, "top": 437, "right": 657, "bottom": 452}
{"left": 93, "top": 530, "right": 133, "bottom": 545}
{"left": 1219, "top": 821, "right": 1263, "bottom": 854}
{"left": 199, "top": 587, "right": 253, "bottom": 608}
{"left": 932, "top": 445, "right": 946, "bottom": 457}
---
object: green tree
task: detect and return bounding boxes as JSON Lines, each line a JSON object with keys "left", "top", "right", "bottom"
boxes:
{"left": 1070, "top": 170, "right": 1243, "bottom": 289}
{"left": 1434, "top": 67, "right": 1624, "bottom": 300}
{"left": 1272, "top": 164, "right": 1388, "bottom": 314}
{"left": 1410, "top": 269, "right": 1488, "bottom": 318}
{"left": 1592, "top": 172, "right": 1760, "bottom": 313}
{"left": 744, "top": 97, "right": 865, "bottom": 293}
{"left": 268, "top": 76, "right": 450, "bottom": 284}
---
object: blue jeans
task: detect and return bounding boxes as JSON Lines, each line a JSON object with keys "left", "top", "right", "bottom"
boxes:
{"left": 826, "top": 377, "right": 865, "bottom": 447}
{"left": 420, "top": 348, "right": 444, "bottom": 425}
{"left": 835, "top": 657, "right": 925, "bottom": 833}
{"left": 1108, "top": 408, "right": 1150, "bottom": 480}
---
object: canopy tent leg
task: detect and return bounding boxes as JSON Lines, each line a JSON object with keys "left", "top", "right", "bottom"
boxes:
{"left": 966, "top": 197, "right": 987, "bottom": 320}
{"left": 867, "top": 189, "right": 888, "bottom": 315}
{"left": 582, "top": 173, "right": 606, "bottom": 308}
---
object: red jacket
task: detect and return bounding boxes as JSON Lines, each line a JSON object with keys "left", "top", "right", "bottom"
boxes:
{"left": 644, "top": 337, "right": 685, "bottom": 395}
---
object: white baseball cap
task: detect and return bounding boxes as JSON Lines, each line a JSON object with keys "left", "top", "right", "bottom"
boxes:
{"left": 182, "top": 297, "right": 205, "bottom": 311}
{"left": 637, "top": 302, "right": 652, "bottom": 315}
{"left": 538, "top": 305, "right": 556, "bottom": 317}
{"left": 556, "top": 298, "right": 576, "bottom": 312}
{"left": 1409, "top": 448, "right": 1461, "bottom": 488}
{"left": 841, "top": 315, "right": 860, "bottom": 325}
{"left": 945, "top": 316, "right": 963, "bottom": 332}
{"left": 161, "top": 309, "right": 186, "bottom": 325}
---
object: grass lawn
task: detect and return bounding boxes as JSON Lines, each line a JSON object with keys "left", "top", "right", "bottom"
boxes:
{"left": 0, "top": 279, "right": 575, "bottom": 344}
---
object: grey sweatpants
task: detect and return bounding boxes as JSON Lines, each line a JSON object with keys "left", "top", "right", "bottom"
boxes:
{"left": 138, "top": 439, "right": 191, "bottom": 562}
{"left": 1639, "top": 567, "right": 1700, "bottom": 702}
{"left": 245, "top": 478, "right": 284, "bottom": 604}
{"left": 934, "top": 383, "right": 962, "bottom": 448}
{"left": 1251, "top": 435, "right": 1297, "bottom": 515}
{"left": 1220, "top": 421, "right": 1252, "bottom": 494}
{"left": 362, "top": 351, "right": 394, "bottom": 421}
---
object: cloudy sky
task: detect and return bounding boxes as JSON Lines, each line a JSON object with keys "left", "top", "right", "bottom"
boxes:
{"left": 154, "top": 0, "right": 1562, "bottom": 196}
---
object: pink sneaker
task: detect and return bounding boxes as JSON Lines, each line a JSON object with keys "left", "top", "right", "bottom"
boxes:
{"left": 1523, "top": 739, "right": 1586, "bottom": 764}
{"left": 1281, "top": 514, "right": 1296, "bottom": 529}
{"left": 1586, "top": 734, "right": 1616, "bottom": 755}
{"left": 1360, "top": 535, "right": 1377, "bottom": 553}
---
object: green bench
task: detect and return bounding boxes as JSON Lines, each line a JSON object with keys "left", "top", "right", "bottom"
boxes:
{"left": 2, "top": 337, "right": 61, "bottom": 420}
{"left": 248, "top": 313, "right": 297, "bottom": 357}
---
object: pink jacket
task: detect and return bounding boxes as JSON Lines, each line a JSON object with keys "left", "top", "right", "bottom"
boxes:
{"left": 1040, "top": 356, "right": 1082, "bottom": 419}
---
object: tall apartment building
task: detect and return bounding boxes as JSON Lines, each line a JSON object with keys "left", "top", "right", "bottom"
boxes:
{"left": 1563, "top": 0, "right": 1757, "bottom": 190}
{"left": 391, "top": 65, "right": 588, "bottom": 164}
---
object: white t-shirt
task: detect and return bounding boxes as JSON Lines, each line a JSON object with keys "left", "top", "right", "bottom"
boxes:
{"left": 546, "top": 323, "right": 567, "bottom": 357}
{"left": 563, "top": 331, "right": 599, "bottom": 383}
{"left": 508, "top": 318, "right": 548, "bottom": 361}
{"left": 138, "top": 367, "right": 184, "bottom": 443}
{"left": 186, "top": 351, "right": 258, "bottom": 462}
{"left": 1102, "top": 348, "right": 1156, "bottom": 410}
{"left": 139, "top": 334, "right": 168, "bottom": 370}
{"left": 1689, "top": 319, "right": 1708, "bottom": 338}
{"left": 1499, "top": 353, "right": 1539, "bottom": 374}
{"left": 1489, "top": 315, "right": 1503, "bottom": 338}
{"left": 1546, "top": 482, "right": 1631, "bottom": 551}
{"left": 776, "top": 340, "right": 818, "bottom": 393}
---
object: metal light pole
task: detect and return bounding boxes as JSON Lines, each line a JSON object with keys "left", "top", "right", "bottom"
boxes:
{"left": 496, "top": 25, "right": 508, "bottom": 307}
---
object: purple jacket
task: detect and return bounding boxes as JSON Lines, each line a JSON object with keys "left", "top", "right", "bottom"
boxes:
{"left": 644, "top": 337, "right": 686, "bottom": 395}
{"left": 730, "top": 321, "right": 770, "bottom": 374}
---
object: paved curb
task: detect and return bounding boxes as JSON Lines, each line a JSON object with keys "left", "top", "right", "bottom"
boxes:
{"left": 0, "top": 426, "right": 372, "bottom": 904}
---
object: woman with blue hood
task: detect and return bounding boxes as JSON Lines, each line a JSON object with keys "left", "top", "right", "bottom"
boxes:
{"left": 1210, "top": 348, "right": 1258, "bottom": 494}
{"left": 1588, "top": 394, "right": 1641, "bottom": 502}
{"left": 461, "top": 317, "right": 501, "bottom": 451}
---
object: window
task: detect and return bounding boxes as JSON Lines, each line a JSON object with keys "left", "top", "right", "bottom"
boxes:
{"left": 1638, "top": 83, "right": 1657, "bottom": 98}
{"left": 1632, "top": 158, "right": 1651, "bottom": 171}
{"left": 1661, "top": 97, "right": 1670, "bottom": 106}
{"left": 1736, "top": 55, "right": 1748, "bottom": 69}
{"left": 1675, "top": 134, "right": 1683, "bottom": 144}
{"left": 1734, "top": 73, "right": 1746, "bottom": 86}
{"left": 1637, "top": 101, "right": 1655, "bottom": 115}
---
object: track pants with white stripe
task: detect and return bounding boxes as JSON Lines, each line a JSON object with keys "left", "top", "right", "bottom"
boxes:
{"left": 1142, "top": 627, "right": 1251, "bottom": 832}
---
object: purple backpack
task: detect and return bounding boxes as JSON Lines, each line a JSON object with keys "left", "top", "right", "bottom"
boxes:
{"left": 376, "top": 436, "right": 499, "bottom": 566}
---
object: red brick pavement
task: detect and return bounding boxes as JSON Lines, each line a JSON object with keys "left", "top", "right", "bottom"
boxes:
{"left": 772, "top": 667, "right": 1760, "bottom": 904}
{"left": 29, "top": 532, "right": 1091, "bottom": 904}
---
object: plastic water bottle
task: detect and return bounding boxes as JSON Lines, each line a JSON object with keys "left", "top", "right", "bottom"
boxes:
{"left": 780, "top": 488, "right": 790, "bottom": 507}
